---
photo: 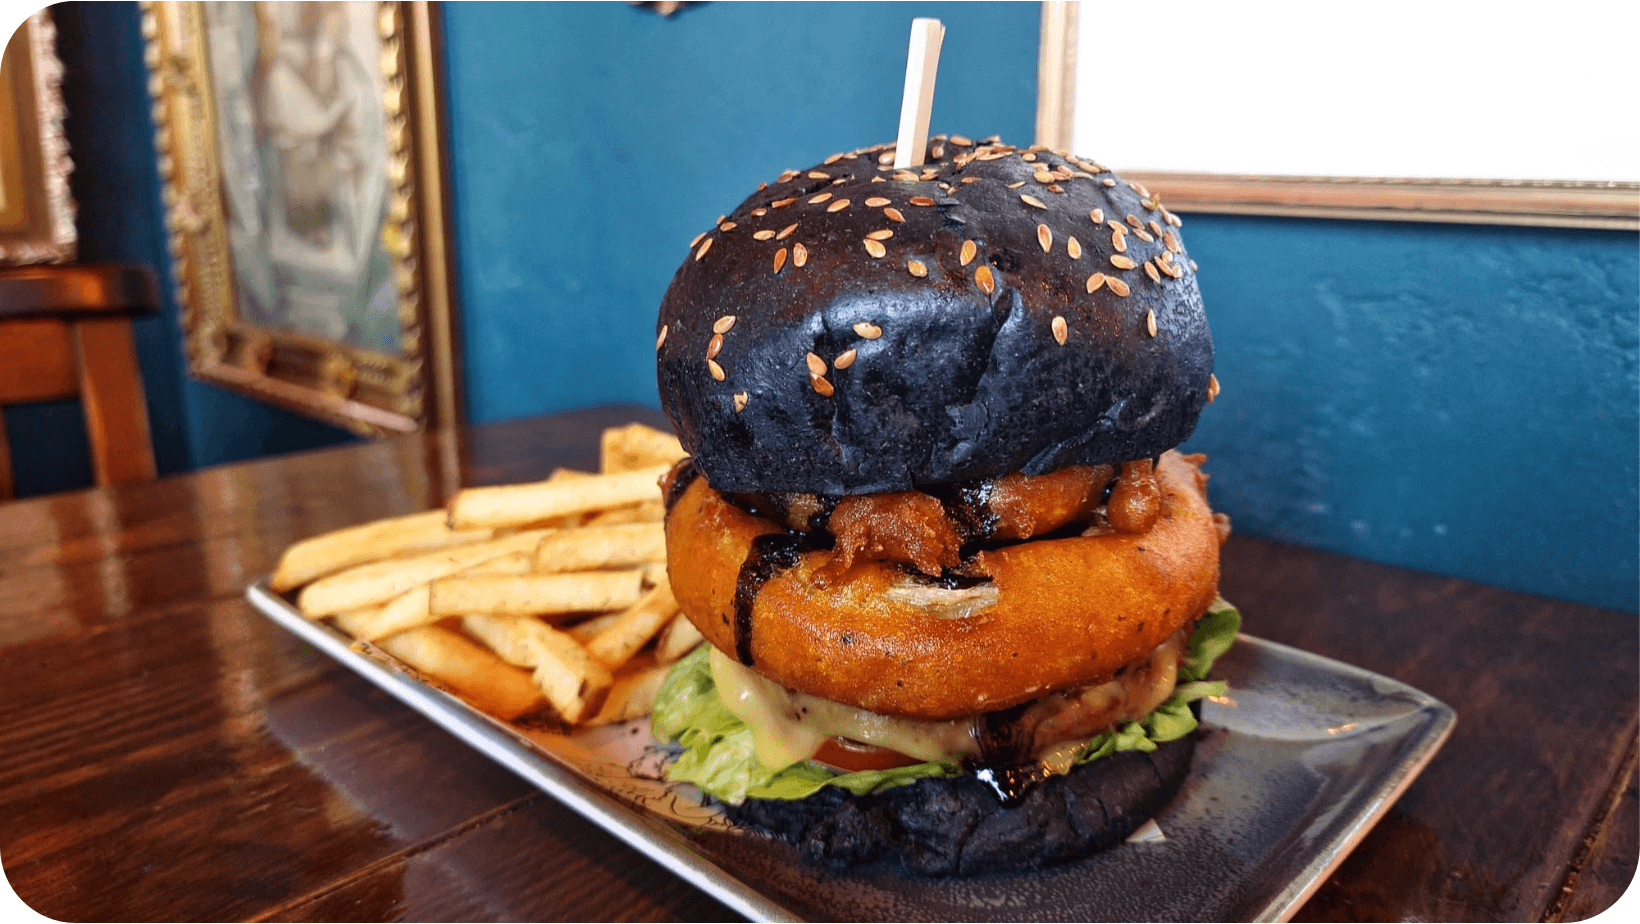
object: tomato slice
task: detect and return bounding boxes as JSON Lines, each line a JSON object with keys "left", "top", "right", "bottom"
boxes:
{"left": 813, "top": 737, "right": 921, "bottom": 773}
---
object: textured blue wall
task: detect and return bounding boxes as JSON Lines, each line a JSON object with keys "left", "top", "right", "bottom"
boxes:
{"left": 1179, "top": 217, "right": 1638, "bottom": 612}
{"left": 441, "top": 1, "right": 1039, "bottom": 424}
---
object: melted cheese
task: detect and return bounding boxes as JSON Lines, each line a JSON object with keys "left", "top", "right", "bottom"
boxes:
{"left": 709, "top": 633, "right": 1185, "bottom": 772}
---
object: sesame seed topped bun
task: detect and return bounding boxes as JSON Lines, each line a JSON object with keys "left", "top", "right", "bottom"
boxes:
{"left": 656, "top": 136, "right": 1214, "bottom": 496}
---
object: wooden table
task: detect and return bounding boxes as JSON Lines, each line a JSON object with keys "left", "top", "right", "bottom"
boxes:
{"left": 1, "top": 407, "right": 1634, "bottom": 921}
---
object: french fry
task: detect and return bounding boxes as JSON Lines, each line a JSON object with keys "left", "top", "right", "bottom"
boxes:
{"left": 346, "top": 552, "right": 534, "bottom": 641}
{"left": 534, "top": 522, "right": 667, "bottom": 574}
{"left": 330, "top": 604, "right": 387, "bottom": 638}
{"left": 563, "top": 611, "right": 623, "bottom": 645}
{"left": 642, "top": 561, "right": 670, "bottom": 588}
{"left": 654, "top": 612, "right": 705, "bottom": 664}
{"left": 271, "top": 510, "right": 495, "bottom": 592}
{"left": 376, "top": 626, "right": 548, "bottom": 721}
{"left": 599, "top": 423, "right": 686, "bottom": 474}
{"left": 581, "top": 499, "right": 665, "bottom": 527}
{"left": 457, "top": 615, "right": 615, "bottom": 722}
{"left": 446, "top": 464, "right": 672, "bottom": 530}
{"left": 585, "top": 580, "right": 679, "bottom": 669}
{"left": 296, "top": 529, "right": 551, "bottom": 617}
{"left": 428, "top": 569, "right": 645, "bottom": 619}
{"left": 586, "top": 660, "right": 673, "bottom": 725}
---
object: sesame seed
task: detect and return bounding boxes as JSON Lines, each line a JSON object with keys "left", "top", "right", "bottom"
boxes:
{"left": 827, "top": 199, "right": 851, "bottom": 213}
{"left": 753, "top": 230, "right": 777, "bottom": 241}
{"left": 1048, "top": 184, "right": 1066, "bottom": 194}
{"left": 1207, "top": 373, "right": 1220, "bottom": 402}
{"left": 708, "top": 359, "right": 725, "bottom": 381}
{"left": 1111, "top": 254, "right": 1137, "bottom": 270}
{"left": 834, "top": 348, "right": 857, "bottom": 369}
{"left": 823, "top": 152, "right": 843, "bottom": 165}
{"left": 808, "top": 171, "right": 830, "bottom": 180}
{"left": 793, "top": 243, "right": 808, "bottom": 267}
{"left": 1052, "top": 316, "right": 1068, "bottom": 345}
{"left": 690, "top": 231, "right": 706, "bottom": 248}
{"left": 883, "top": 207, "right": 905, "bottom": 223}
{"left": 806, "top": 352, "right": 827, "bottom": 376}
{"left": 894, "top": 171, "right": 920, "bottom": 182}
{"left": 950, "top": 134, "right": 973, "bottom": 146}
{"left": 656, "top": 325, "right": 668, "bottom": 350}
{"left": 865, "top": 197, "right": 891, "bottom": 207}
{"left": 809, "top": 192, "right": 833, "bottom": 205}
{"left": 1190, "top": 260, "right": 1199, "bottom": 271}
{"left": 1163, "top": 230, "right": 1181, "bottom": 253}
{"left": 719, "top": 221, "right": 737, "bottom": 232}
{"left": 1034, "top": 170, "right": 1054, "bottom": 184}
{"left": 713, "top": 315, "right": 737, "bottom": 334}
{"left": 1111, "top": 229, "right": 1127, "bottom": 253}
{"left": 1149, "top": 220, "right": 1164, "bottom": 237}
{"left": 1020, "top": 152, "right": 1038, "bottom": 162}
{"left": 867, "top": 229, "right": 894, "bottom": 241}
{"left": 909, "top": 196, "right": 936, "bottom": 206}
{"left": 1126, "top": 214, "right": 1143, "bottom": 230}
{"left": 854, "top": 321, "right": 882, "bottom": 339}
{"left": 751, "top": 208, "right": 768, "bottom": 217}
{"left": 771, "top": 197, "right": 796, "bottom": 208}
{"left": 831, "top": 177, "right": 848, "bottom": 186}
{"left": 773, "top": 247, "right": 788, "bottom": 272}
{"left": 1086, "top": 273, "right": 1106, "bottom": 293}
{"left": 776, "top": 223, "right": 798, "bottom": 240}
{"left": 1037, "top": 223, "right": 1053, "bottom": 253}
{"left": 1108, "top": 277, "right": 1131, "bottom": 296}
{"left": 694, "top": 238, "right": 713, "bottom": 261}
{"left": 1102, "top": 178, "right": 1117, "bottom": 187}
{"left": 864, "top": 238, "right": 886, "bottom": 258}
{"left": 1144, "top": 261, "right": 1161, "bottom": 283}
{"left": 1020, "top": 194, "right": 1047, "bottom": 209}
{"left": 1067, "top": 236, "right": 1082, "bottom": 259}
{"left": 811, "top": 374, "right": 834, "bottom": 397}
{"left": 930, "top": 144, "right": 945, "bottom": 160}
{"left": 707, "top": 333, "right": 724, "bottom": 359}
{"left": 1132, "top": 182, "right": 1151, "bottom": 198}
{"left": 1089, "top": 208, "right": 1105, "bottom": 225}
{"left": 878, "top": 151, "right": 896, "bottom": 165}
{"left": 960, "top": 240, "right": 977, "bottom": 266}
{"left": 1007, "top": 181, "right": 1026, "bottom": 189}
{"left": 1133, "top": 228, "right": 1155, "bottom": 243}
{"left": 1140, "top": 198, "right": 1156, "bottom": 210}
{"left": 907, "top": 259, "right": 928, "bottom": 277}
{"left": 734, "top": 391, "right": 749, "bottom": 412}
{"left": 961, "top": 175, "right": 982, "bottom": 183}
{"left": 871, "top": 175, "right": 886, "bottom": 183}
{"left": 975, "top": 264, "right": 996, "bottom": 295}
{"left": 778, "top": 170, "right": 799, "bottom": 182}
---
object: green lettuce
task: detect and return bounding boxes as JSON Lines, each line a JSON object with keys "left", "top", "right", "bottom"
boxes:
{"left": 651, "top": 597, "right": 1242, "bottom": 805}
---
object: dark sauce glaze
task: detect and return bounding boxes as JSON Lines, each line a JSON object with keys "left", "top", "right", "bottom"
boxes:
{"left": 922, "top": 479, "right": 999, "bottom": 543}
{"left": 732, "top": 533, "right": 807, "bottom": 666}
{"left": 661, "top": 458, "right": 700, "bottom": 513}
{"left": 964, "top": 701, "right": 1047, "bottom": 805}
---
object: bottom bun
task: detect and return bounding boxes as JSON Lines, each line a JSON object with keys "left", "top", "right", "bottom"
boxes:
{"left": 724, "top": 729, "right": 1196, "bottom": 877}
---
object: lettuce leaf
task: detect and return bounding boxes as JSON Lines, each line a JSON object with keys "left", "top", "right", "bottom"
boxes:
{"left": 651, "top": 597, "right": 1242, "bottom": 805}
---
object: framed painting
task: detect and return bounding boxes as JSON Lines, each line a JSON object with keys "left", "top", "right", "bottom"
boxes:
{"left": 1035, "top": 1, "right": 1638, "bottom": 230}
{"left": 144, "top": 0, "right": 460, "bottom": 434}
{"left": 1, "top": 8, "right": 75, "bottom": 265}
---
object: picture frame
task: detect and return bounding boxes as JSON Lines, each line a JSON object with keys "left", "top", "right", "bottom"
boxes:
{"left": 143, "top": 0, "right": 460, "bottom": 435}
{"left": 1035, "top": 1, "right": 1638, "bottom": 231}
{"left": 1, "top": 8, "right": 76, "bottom": 266}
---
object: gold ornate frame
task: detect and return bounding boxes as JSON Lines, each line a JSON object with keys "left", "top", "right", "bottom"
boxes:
{"left": 0, "top": 9, "right": 76, "bottom": 265}
{"left": 143, "top": 1, "right": 460, "bottom": 435}
{"left": 1036, "top": 1, "right": 1638, "bottom": 231}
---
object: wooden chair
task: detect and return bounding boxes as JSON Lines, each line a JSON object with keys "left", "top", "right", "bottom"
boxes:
{"left": 0, "top": 263, "right": 160, "bottom": 499}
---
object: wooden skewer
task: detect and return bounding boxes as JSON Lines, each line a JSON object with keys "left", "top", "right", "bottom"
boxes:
{"left": 893, "top": 18, "right": 945, "bottom": 169}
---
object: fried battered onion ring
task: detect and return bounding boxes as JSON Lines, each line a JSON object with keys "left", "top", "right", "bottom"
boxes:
{"left": 665, "top": 451, "right": 1224, "bottom": 720}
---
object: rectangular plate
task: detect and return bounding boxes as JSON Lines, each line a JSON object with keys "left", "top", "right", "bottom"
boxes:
{"left": 247, "top": 580, "right": 1454, "bottom": 922}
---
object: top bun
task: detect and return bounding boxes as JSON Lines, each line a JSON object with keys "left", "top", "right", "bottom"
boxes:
{"left": 656, "top": 136, "right": 1214, "bottom": 496}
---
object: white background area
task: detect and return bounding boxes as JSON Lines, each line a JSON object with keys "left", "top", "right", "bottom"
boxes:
{"left": 1072, "top": 0, "right": 1640, "bottom": 182}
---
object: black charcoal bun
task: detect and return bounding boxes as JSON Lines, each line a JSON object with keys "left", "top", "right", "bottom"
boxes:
{"left": 726, "top": 728, "right": 1195, "bottom": 877}
{"left": 656, "top": 136, "right": 1214, "bottom": 495}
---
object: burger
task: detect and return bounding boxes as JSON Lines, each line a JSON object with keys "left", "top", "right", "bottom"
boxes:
{"left": 648, "top": 135, "right": 1238, "bottom": 876}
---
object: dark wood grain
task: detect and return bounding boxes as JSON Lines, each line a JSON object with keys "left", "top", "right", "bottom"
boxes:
{"left": 0, "top": 407, "right": 1633, "bottom": 922}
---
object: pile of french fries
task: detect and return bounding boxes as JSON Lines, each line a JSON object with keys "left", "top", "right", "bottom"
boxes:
{"left": 270, "top": 423, "right": 704, "bottom": 728}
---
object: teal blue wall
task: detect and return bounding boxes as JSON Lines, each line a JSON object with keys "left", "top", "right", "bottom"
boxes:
{"left": 25, "top": 3, "right": 1637, "bottom": 613}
